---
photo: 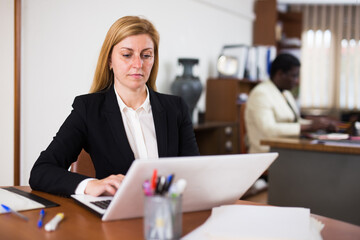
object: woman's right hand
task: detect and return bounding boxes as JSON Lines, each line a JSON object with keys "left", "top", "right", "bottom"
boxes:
{"left": 84, "top": 174, "right": 125, "bottom": 197}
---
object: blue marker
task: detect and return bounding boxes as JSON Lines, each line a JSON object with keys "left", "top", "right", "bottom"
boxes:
{"left": 38, "top": 209, "right": 45, "bottom": 228}
{"left": 164, "top": 174, "right": 174, "bottom": 192}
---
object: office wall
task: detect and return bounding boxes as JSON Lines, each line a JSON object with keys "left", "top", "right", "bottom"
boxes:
{"left": 20, "top": 0, "right": 255, "bottom": 185}
{"left": 0, "top": 0, "right": 14, "bottom": 185}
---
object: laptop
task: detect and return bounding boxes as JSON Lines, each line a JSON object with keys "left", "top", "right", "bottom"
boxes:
{"left": 71, "top": 152, "right": 278, "bottom": 221}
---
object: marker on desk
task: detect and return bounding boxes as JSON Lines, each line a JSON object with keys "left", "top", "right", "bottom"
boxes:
{"left": 1, "top": 204, "right": 29, "bottom": 221}
{"left": 37, "top": 209, "right": 45, "bottom": 228}
{"left": 45, "top": 213, "right": 64, "bottom": 232}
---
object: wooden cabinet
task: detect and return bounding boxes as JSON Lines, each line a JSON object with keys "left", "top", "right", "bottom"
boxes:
{"left": 205, "top": 78, "right": 259, "bottom": 122}
{"left": 194, "top": 122, "right": 238, "bottom": 155}
{"left": 204, "top": 78, "right": 260, "bottom": 153}
{"left": 253, "top": 0, "right": 277, "bottom": 46}
{"left": 253, "top": 0, "right": 302, "bottom": 52}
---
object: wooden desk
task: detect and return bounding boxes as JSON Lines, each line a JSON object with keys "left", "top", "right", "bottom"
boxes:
{"left": 261, "top": 138, "right": 360, "bottom": 226}
{"left": 1, "top": 187, "right": 360, "bottom": 239}
{"left": 261, "top": 137, "right": 360, "bottom": 154}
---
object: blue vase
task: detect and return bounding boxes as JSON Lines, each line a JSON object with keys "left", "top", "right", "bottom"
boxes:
{"left": 171, "top": 58, "right": 203, "bottom": 120}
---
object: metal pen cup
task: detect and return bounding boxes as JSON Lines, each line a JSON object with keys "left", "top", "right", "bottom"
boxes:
{"left": 144, "top": 195, "right": 182, "bottom": 240}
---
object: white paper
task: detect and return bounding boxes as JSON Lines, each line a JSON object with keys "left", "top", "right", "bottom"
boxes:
{"left": 0, "top": 188, "right": 45, "bottom": 213}
{"left": 182, "top": 205, "right": 323, "bottom": 240}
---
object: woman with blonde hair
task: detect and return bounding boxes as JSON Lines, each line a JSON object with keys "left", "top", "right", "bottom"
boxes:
{"left": 29, "top": 16, "right": 199, "bottom": 197}
{"left": 90, "top": 16, "right": 159, "bottom": 93}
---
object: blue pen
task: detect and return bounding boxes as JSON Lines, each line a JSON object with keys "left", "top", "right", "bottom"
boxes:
{"left": 38, "top": 209, "right": 45, "bottom": 228}
{"left": 1, "top": 204, "right": 29, "bottom": 221}
{"left": 164, "top": 174, "right": 174, "bottom": 192}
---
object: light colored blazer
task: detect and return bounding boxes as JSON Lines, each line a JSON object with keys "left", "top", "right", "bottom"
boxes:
{"left": 245, "top": 80, "right": 310, "bottom": 153}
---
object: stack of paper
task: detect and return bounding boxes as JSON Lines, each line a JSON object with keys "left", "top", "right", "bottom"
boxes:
{"left": 182, "top": 205, "right": 324, "bottom": 240}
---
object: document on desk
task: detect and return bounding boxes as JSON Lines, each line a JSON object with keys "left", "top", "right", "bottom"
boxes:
{"left": 314, "top": 139, "right": 360, "bottom": 147}
{"left": 308, "top": 133, "right": 349, "bottom": 140}
{"left": 182, "top": 205, "right": 324, "bottom": 240}
{"left": 0, "top": 187, "right": 58, "bottom": 213}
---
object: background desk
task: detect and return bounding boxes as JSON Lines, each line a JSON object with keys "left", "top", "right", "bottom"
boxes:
{"left": 1, "top": 186, "right": 360, "bottom": 239}
{"left": 262, "top": 138, "right": 360, "bottom": 226}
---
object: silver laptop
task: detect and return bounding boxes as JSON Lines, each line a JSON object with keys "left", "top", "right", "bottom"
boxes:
{"left": 71, "top": 152, "right": 278, "bottom": 221}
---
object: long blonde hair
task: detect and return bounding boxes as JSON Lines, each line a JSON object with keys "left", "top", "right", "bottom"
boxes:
{"left": 90, "top": 16, "right": 160, "bottom": 93}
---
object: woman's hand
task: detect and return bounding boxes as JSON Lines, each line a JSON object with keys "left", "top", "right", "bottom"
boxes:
{"left": 302, "top": 117, "right": 339, "bottom": 133}
{"left": 84, "top": 174, "right": 125, "bottom": 197}
{"left": 311, "top": 117, "right": 339, "bottom": 132}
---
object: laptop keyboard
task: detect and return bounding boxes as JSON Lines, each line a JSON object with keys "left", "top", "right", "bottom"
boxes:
{"left": 90, "top": 200, "right": 111, "bottom": 209}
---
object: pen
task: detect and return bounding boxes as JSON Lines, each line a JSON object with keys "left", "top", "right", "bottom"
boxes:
{"left": 142, "top": 180, "right": 153, "bottom": 196}
{"left": 175, "top": 179, "right": 187, "bottom": 195}
{"left": 156, "top": 176, "right": 166, "bottom": 195}
{"left": 168, "top": 179, "right": 187, "bottom": 197}
{"left": 45, "top": 213, "right": 64, "bottom": 232}
{"left": 1, "top": 204, "right": 29, "bottom": 221}
{"left": 163, "top": 174, "right": 174, "bottom": 192}
{"left": 151, "top": 169, "right": 158, "bottom": 191}
{"left": 37, "top": 209, "right": 45, "bottom": 228}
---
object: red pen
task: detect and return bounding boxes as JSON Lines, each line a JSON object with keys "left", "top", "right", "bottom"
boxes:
{"left": 151, "top": 169, "right": 157, "bottom": 191}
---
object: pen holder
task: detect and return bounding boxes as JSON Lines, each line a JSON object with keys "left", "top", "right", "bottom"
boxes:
{"left": 144, "top": 195, "right": 182, "bottom": 240}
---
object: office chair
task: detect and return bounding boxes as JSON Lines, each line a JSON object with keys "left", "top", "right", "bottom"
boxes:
{"left": 238, "top": 102, "right": 248, "bottom": 153}
{"left": 70, "top": 149, "right": 96, "bottom": 178}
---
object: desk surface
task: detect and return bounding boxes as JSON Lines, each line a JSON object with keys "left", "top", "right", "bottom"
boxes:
{"left": 261, "top": 137, "right": 360, "bottom": 154}
{"left": 1, "top": 186, "right": 360, "bottom": 240}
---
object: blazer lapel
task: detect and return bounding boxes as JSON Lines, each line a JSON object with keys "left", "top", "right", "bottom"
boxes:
{"left": 283, "top": 90, "right": 300, "bottom": 120}
{"left": 103, "top": 86, "right": 134, "bottom": 161}
{"left": 267, "top": 81, "right": 297, "bottom": 122}
{"left": 149, "top": 89, "right": 168, "bottom": 157}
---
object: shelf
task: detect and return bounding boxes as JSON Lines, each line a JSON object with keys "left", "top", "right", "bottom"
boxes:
{"left": 277, "top": 12, "right": 302, "bottom": 40}
{"left": 253, "top": 0, "right": 303, "bottom": 52}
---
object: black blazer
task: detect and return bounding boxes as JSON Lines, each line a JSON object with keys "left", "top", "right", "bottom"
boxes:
{"left": 29, "top": 86, "right": 199, "bottom": 196}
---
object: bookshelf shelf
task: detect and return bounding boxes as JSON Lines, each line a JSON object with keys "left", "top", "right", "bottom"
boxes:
{"left": 253, "top": 0, "right": 303, "bottom": 53}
